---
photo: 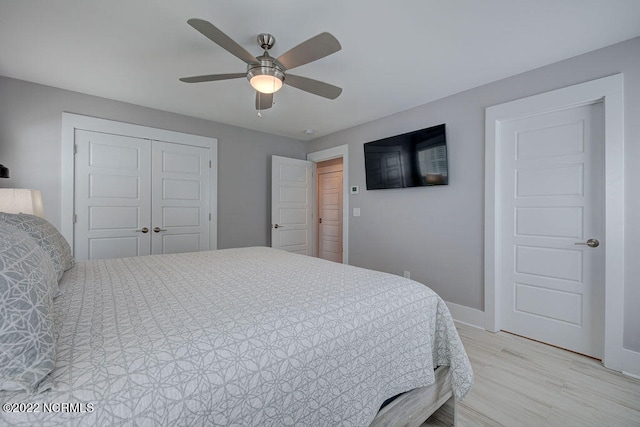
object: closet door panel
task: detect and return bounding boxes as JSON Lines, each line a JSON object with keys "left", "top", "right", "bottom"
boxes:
{"left": 151, "top": 141, "right": 210, "bottom": 255}
{"left": 74, "top": 130, "right": 152, "bottom": 260}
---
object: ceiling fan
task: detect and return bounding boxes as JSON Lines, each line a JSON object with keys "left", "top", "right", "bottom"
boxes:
{"left": 180, "top": 19, "right": 343, "bottom": 111}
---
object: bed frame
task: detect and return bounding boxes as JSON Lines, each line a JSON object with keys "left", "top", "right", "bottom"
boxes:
{"left": 370, "top": 366, "right": 455, "bottom": 427}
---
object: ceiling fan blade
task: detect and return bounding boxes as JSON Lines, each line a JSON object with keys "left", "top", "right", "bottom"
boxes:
{"left": 285, "top": 74, "right": 342, "bottom": 99}
{"left": 255, "top": 91, "right": 274, "bottom": 110}
{"left": 187, "top": 18, "right": 258, "bottom": 64}
{"left": 276, "top": 32, "right": 341, "bottom": 70}
{"left": 179, "top": 73, "right": 246, "bottom": 83}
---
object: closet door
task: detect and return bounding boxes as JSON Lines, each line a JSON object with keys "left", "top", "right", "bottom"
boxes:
{"left": 74, "top": 130, "right": 152, "bottom": 260}
{"left": 75, "top": 133, "right": 211, "bottom": 260}
{"left": 151, "top": 141, "right": 210, "bottom": 255}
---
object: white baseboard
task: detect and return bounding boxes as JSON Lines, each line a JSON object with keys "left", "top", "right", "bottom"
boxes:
{"left": 444, "top": 301, "right": 485, "bottom": 329}
{"left": 623, "top": 348, "right": 640, "bottom": 379}
{"left": 443, "top": 301, "right": 640, "bottom": 380}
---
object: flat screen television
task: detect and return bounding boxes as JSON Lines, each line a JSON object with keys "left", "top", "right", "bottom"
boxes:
{"left": 363, "top": 123, "right": 448, "bottom": 190}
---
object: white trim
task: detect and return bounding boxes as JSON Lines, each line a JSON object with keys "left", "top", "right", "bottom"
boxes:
{"left": 445, "top": 301, "right": 484, "bottom": 329}
{"left": 484, "top": 74, "right": 624, "bottom": 371}
{"left": 61, "top": 112, "right": 218, "bottom": 254}
{"left": 307, "top": 145, "right": 349, "bottom": 264}
{"left": 623, "top": 349, "right": 640, "bottom": 379}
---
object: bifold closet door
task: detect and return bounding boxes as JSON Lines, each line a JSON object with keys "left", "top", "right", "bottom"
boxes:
{"left": 150, "top": 141, "right": 210, "bottom": 255}
{"left": 74, "top": 130, "right": 152, "bottom": 260}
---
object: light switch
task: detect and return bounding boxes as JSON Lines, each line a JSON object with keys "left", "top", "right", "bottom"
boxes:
{"left": 353, "top": 208, "right": 361, "bottom": 217}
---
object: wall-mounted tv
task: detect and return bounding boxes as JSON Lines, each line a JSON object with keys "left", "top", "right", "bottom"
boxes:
{"left": 363, "top": 123, "right": 448, "bottom": 190}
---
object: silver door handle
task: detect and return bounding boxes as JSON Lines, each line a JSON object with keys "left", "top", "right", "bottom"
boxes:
{"left": 273, "top": 224, "right": 284, "bottom": 229}
{"left": 153, "top": 227, "right": 167, "bottom": 233}
{"left": 135, "top": 227, "right": 149, "bottom": 233}
{"left": 575, "top": 238, "right": 599, "bottom": 248}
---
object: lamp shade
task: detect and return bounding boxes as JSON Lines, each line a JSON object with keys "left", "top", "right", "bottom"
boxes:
{"left": 0, "top": 164, "right": 8, "bottom": 178}
{"left": 0, "top": 189, "right": 45, "bottom": 218}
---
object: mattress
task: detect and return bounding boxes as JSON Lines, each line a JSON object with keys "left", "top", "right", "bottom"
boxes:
{"left": 0, "top": 246, "right": 472, "bottom": 426}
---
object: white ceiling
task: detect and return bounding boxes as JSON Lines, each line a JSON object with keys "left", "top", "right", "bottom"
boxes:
{"left": 1, "top": 1, "right": 639, "bottom": 141}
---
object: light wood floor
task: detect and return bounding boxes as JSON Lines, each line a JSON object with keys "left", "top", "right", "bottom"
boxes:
{"left": 425, "top": 323, "right": 640, "bottom": 426}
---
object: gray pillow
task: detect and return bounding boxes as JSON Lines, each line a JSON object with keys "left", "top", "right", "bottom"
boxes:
{"left": 0, "top": 222, "right": 57, "bottom": 394}
{"left": 0, "top": 212, "right": 74, "bottom": 286}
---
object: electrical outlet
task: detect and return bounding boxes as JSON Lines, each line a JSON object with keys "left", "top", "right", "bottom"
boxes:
{"left": 403, "top": 271, "right": 410, "bottom": 279}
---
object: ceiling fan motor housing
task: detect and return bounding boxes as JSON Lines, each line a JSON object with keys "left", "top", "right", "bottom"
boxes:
{"left": 257, "top": 33, "right": 276, "bottom": 50}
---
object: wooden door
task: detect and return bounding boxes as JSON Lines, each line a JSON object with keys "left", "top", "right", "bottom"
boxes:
{"left": 317, "top": 159, "right": 343, "bottom": 263}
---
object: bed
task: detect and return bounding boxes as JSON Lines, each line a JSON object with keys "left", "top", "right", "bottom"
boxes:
{"left": 0, "top": 214, "right": 473, "bottom": 426}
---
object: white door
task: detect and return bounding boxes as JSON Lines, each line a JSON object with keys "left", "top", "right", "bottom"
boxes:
{"left": 271, "top": 156, "right": 313, "bottom": 255}
{"left": 317, "top": 166, "right": 343, "bottom": 263}
{"left": 75, "top": 131, "right": 211, "bottom": 260}
{"left": 151, "top": 141, "right": 210, "bottom": 254}
{"left": 75, "top": 130, "right": 152, "bottom": 260}
{"left": 500, "top": 102, "right": 604, "bottom": 358}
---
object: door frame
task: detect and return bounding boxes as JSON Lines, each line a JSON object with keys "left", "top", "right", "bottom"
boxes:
{"left": 61, "top": 113, "right": 218, "bottom": 255}
{"left": 307, "top": 145, "right": 349, "bottom": 264}
{"left": 484, "top": 74, "right": 624, "bottom": 370}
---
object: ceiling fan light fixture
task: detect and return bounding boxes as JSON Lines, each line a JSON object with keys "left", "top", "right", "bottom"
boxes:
{"left": 249, "top": 74, "right": 283, "bottom": 94}
{"left": 248, "top": 66, "right": 284, "bottom": 94}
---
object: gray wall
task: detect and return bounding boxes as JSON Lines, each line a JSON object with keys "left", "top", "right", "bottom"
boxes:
{"left": 0, "top": 76, "right": 307, "bottom": 249}
{"left": 1, "top": 37, "right": 638, "bottom": 352}
{"left": 307, "top": 36, "right": 640, "bottom": 352}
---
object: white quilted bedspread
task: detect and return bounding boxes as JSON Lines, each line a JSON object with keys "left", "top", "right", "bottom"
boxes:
{"left": 1, "top": 247, "right": 472, "bottom": 426}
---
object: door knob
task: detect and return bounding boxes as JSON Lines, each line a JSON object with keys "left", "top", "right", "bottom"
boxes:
{"left": 135, "top": 227, "right": 149, "bottom": 233}
{"left": 153, "top": 227, "right": 167, "bottom": 233}
{"left": 273, "top": 224, "right": 284, "bottom": 229}
{"left": 574, "top": 238, "right": 599, "bottom": 248}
